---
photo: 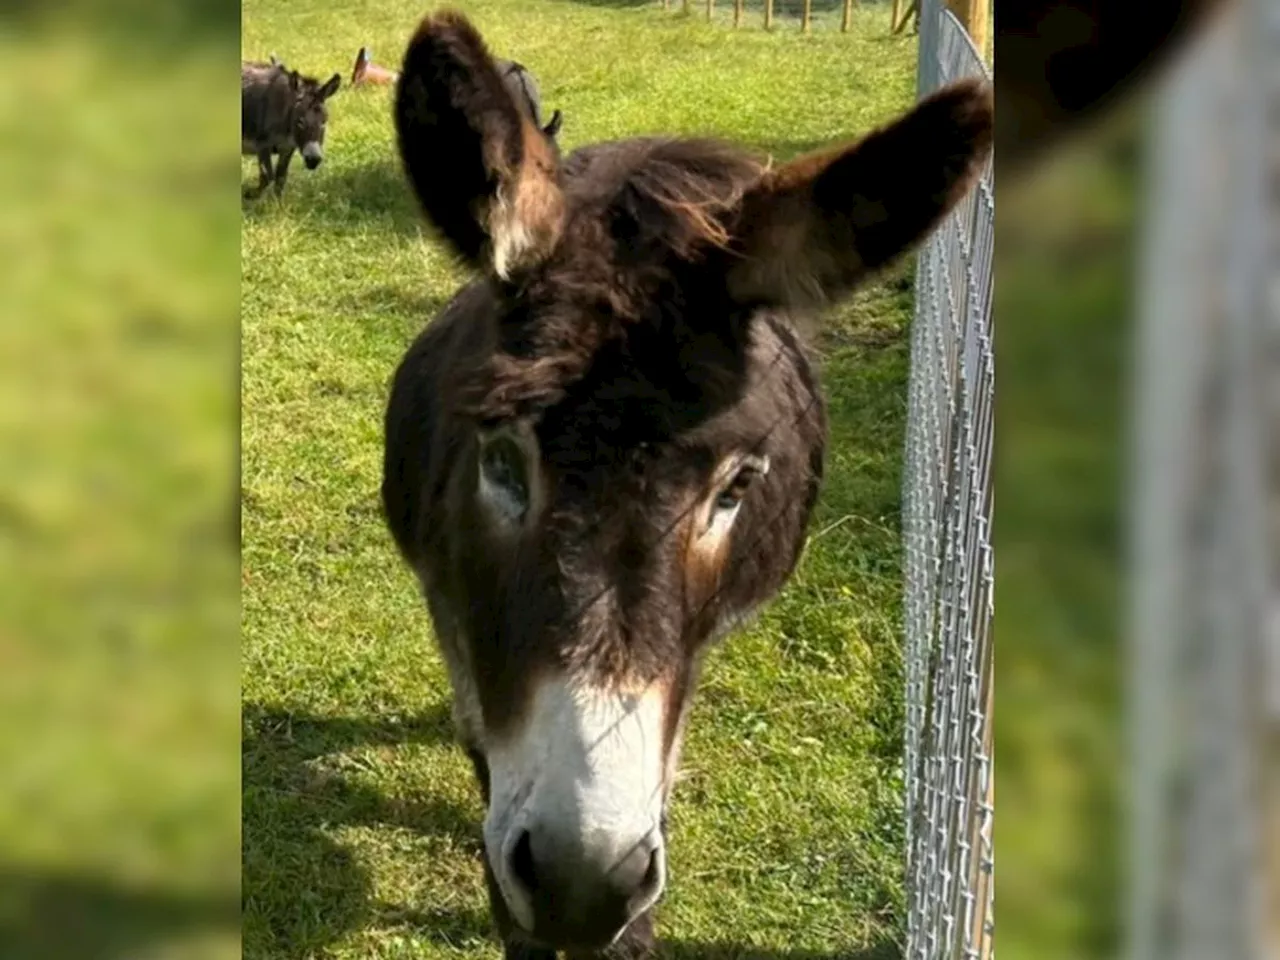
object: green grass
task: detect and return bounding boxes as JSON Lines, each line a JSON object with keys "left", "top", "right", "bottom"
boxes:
{"left": 241, "top": 2, "right": 918, "bottom": 958}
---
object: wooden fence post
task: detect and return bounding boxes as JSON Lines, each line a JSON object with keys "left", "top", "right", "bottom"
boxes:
{"left": 966, "top": 0, "right": 989, "bottom": 59}
{"left": 764, "top": 0, "right": 773, "bottom": 30}
{"left": 841, "top": 0, "right": 854, "bottom": 31}
{"left": 707, "top": 0, "right": 714, "bottom": 20}
{"left": 893, "top": 0, "right": 918, "bottom": 32}
{"left": 890, "top": 0, "right": 903, "bottom": 29}
{"left": 802, "top": 0, "right": 811, "bottom": 32}
{"left": 946, "top": 0, "right": 988, "bottom": 53}
{"left": 734, "top": 0, "right": 743, "bottom": 27}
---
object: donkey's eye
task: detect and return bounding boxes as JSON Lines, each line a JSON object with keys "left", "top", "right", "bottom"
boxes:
{"left": 478, "top": 434, "right": 529, "bottom": 522}
{"left": 716, "top": 471, "right": 752, "bottom": 514}
{"left": 712, "top": 455, "right": 769, "bottom": 516}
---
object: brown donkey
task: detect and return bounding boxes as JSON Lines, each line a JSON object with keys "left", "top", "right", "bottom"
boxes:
{"left": 381, "top": 10, "right": 991, "bottom": 958}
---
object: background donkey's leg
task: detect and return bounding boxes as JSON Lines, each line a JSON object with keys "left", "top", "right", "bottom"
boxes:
{"left": 245, "top": 150, "right": 273, "bottom": 198}
{"left": 272, "top": 148, "right": 295, "bottom": 195}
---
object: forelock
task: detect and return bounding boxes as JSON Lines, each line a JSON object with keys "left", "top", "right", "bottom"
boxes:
{"left": 456, "top": 138, "right": 766, "bottom": 426}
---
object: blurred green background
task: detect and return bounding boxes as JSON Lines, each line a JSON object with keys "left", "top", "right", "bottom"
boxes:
{"left": 0, "top": 2, "right": 240, "bottom": 958}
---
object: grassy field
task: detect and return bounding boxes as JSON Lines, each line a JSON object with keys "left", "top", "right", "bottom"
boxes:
{"left": 241, "top": 1, "right": 918, "bottom": 957}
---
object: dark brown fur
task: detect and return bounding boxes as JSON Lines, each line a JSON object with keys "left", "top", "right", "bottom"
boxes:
{"left": 381, "top": 10, "right": 991, "bottom": 957}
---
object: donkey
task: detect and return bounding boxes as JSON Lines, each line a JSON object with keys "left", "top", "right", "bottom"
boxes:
{"left": 348, "top": 46, "right": 564, "bottom": 142}
{"left": 241, "top": 60, "right": 341, "bottom": 198}
{"left": 381, "top": 10, "right": 991, "bottom": 958}
{"left": 496, "top": 57, "right": 564, "bottom": 142}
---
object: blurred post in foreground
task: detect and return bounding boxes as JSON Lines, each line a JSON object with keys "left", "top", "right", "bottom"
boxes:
{"left": 0, "top": 1, "right": 240, "bottom": 957}
{"left": 1128, "top": 0, "right": 1276, "bottom": 957}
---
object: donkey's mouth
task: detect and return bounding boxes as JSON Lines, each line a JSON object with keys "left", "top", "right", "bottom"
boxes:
{"left": 510, "top": 916, "right": 635, "bottom": 954}
{"left": 493, "top": 845, "right": 659, "bottom": 952}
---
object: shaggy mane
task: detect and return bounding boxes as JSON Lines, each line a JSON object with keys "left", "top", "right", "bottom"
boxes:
{"left": 455, "top": 138, "right": 768, "bottom": 425}
{"left": 604, "top": 138, "right": 766, "bottom": 260}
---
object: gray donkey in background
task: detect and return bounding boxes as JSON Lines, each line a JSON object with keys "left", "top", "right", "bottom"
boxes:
{"left": 241, "top": 59, "right": 341, "bottom": 198}
{"left": 497, "top": 58, "right": 563, "bottom": 141}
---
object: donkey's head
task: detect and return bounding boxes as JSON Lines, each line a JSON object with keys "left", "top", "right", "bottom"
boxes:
{"left": 390, "top": 10, "right": 991, "bottom": 951}
{"left": 287, "top": 69, "right": 341, "bottom": 169}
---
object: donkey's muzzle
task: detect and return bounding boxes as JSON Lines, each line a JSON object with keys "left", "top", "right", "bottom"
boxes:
{"left": 301, "top": 142, "right": 323, "bottom": 169}
{"left": 505, "top": 824, "right": 664, "bottom": 948}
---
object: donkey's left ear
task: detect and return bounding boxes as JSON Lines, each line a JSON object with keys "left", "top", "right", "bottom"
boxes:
{"left": 319, "top": 73, "right": 341, "bottom": 99}
{"left": 395, "top": 10, "right": 564, "bottom": 278}
{"left": 726, "top": 79, "right": 993, "bottom": 309}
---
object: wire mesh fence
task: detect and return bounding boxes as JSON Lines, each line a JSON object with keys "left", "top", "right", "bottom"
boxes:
{"left": 900, "top": 1, "right": 993, "bottom": 957}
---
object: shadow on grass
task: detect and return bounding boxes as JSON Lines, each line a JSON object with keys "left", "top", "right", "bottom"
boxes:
{"left": 378, "top": 904, "right": 900, "bottom": 958}
{"left": 0, "top": 867, "right": 238, "bottom": 960}
{"left": 241, "top": 159, "right": 424, "bottom": 237}
{"left": 660, "top": 941, "right": 900, "bottom": 959}
{"left": 242, "top": 701, "right": 482, "bottom": 959}
{"left": 373, "top": 901, "right": 495, "bottom": 946}
{"left": 311, "top": 160, "right": 424, "bottom": 235}
{"left": 336, "top": 283, "right": 453, "bottom": 330}
{"left": 0, "top": 863, "right": 900, "bottom": 960}
{"left": 566, "top": 0, "right": 892, "bottom": 18}
{"left": 244, "top": 701, "right": 907, "bottom": 960}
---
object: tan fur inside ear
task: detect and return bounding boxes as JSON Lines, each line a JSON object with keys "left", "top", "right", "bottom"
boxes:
{"left": 487, "top": 120, "right": 565, "bottom": 279}
{"left": 394, "top": 10, "right": 565, "bottom": 274}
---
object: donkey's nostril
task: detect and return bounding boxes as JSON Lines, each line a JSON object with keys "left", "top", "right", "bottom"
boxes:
{"left": 623, "top": 841, "right": 664, "bottom": 913}
{"left": 640, "top": 846, "right": 661, "bottom": 894}
{"left": 509, "top": 828, "right": 538, "bottom": 894}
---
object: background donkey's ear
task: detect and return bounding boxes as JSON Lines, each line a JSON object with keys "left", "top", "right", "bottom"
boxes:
{"left": 725, "top": 79, "right": 993, "bottom": 310}
{"left": 395, "top": 10, "right": 564, "bottom": 278}
{"left": 543, "top": 109, "right": 563, "bottom": 140}
{"left": 319, "top": 73, "right": 341, "bottom": 99}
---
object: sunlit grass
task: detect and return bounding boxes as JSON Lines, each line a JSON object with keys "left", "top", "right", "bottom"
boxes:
{"left": 241, "top": 1, "right": 917, "bottom": 957}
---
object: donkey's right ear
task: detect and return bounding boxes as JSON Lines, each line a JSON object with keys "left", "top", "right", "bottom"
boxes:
{"left": 724, "top": 79, "right": 993, "bottom": 310}
{"left": 395, "top": 10, "right": 564, "bottom": 279}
